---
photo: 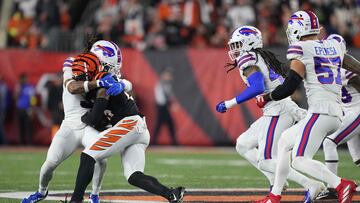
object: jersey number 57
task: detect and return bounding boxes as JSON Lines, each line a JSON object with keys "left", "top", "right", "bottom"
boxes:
{"left": 314, "top": 56, "right": 342, "bottom": 85}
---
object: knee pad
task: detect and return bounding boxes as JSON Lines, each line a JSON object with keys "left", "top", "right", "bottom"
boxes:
{"left": 323, "top": 137, "right": 337, "bottom": 151}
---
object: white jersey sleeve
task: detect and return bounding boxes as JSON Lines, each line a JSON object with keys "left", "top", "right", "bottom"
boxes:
{"left": 63, "top": 57, "right": 75, "bottom": 82}
{"left": 237, "top": 52, "right": 257, "bottom": 70}
{"left": 286, "top": 43, "right": 304, "bottom": 61}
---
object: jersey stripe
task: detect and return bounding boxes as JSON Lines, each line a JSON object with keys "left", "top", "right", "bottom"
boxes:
{"left": 237, "top": 56, "right": 256, "bottom": 68}
{"left": 334, "top": 115, "right": 360, "bottom": 144}
{"left": 296, "top": 114, "right": 320, "bottom": 156}
{"left": 264, "top": 116, "right": 279, "bottom": 159}
{"left": 287, "top": 50, "right": 303, "bottom": 55}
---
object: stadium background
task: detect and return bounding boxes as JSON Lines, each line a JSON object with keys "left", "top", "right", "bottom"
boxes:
{"left": 1, "top": 0, "right": 360, "bottom": 146}
{"left": 0, "top": 1, "right": 360, "bottom": 202}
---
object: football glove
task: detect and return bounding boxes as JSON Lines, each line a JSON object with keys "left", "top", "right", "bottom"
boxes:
{"left": 106, "top": 81, "right": 125, "bottom": 96}
{"left": 216, "top": 101, "right": 227, "bottom": 113}
{"left": 256, "top": 94, "right": 268, "bottom": 108}
{"left": 98, "top": 74, "right": 117, "bottom": 89}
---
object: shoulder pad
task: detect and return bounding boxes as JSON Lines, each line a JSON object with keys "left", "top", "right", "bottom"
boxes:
{"left": 236, "top": 52, "right": 257, "bottom": 70}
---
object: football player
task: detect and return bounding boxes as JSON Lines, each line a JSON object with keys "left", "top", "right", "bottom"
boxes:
{"left": 67, "top": 47, "right": 185, "bottom": 203}
{"left": 215, "top": 25, "right": 325, "bottom": 201}
{"left": 319, "top": 35, "right": 360, "bottom": 200}
{"left": 22, "top": 40, "right": 124, "bottom": 203}
{"left": 255, "top": 11, "right": 358, "bottom": 203}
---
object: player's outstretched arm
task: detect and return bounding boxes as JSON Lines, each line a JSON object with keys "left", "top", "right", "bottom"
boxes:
{"left": 343, "top": 53, "right": 360, "bottom": 75}
{"left": 216, "top": 66, "right": 265, "bottom": 113}
{"left": 65, "top": 79, "right": 99, "bottom": 94}
{"left": 64, "top": 74, "right": 119, "bottom": 95}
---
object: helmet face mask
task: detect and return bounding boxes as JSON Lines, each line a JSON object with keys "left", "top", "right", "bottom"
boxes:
{"left": 228, "top": 41, "right": 243, "bottom": 61}
{"left": 228, "top": 26, "right": 263, "bottom": 61}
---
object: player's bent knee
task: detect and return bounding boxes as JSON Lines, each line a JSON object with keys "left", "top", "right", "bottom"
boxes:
{"left": 291, "top": 156, "right": 305, "bottom": 170}
{"left": 235, "top": 139, "right": 251, "bottom": 156}
{"left": 258, "top": 159, "right": 276, "bottom": 173}
{"left": 127, "top": 171, "right": 143, "bottom": 182}
{"left": 42, "top": 159, "right": 60, "bottom": 171}
{"left": 322, "top": 138, "right": 337, "bottom": 150}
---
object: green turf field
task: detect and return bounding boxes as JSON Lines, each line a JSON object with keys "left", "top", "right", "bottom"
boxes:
{"left": 0, "top": 147, "right": 359, "bottom": 202}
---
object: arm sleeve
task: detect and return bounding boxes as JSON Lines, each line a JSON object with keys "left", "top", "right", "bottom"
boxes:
{"left": 81, "top": 97, "right": 108, "bottom": 127}
{"left": 225, "top": 71, "right": 265, "bottom": 108}
{"left": 266, "top": 69, "right": 303, "bottom": 101}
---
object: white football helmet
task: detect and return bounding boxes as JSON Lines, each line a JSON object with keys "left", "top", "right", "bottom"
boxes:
{"left": 228, "top": 26, "right": 263, "bottom": 61}
{"left": 286, "top": 10, "right": 320, "bottom": 45}
{"left": 90, "top": 40, "right": 122, "bottom": 75}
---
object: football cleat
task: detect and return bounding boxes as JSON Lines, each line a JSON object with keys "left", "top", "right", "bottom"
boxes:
{"left": 21, "top": 191, "right": 48, "bottom": 203}
{"left": 168, "top": 187, "right": 185, "bottom": 203}
{"left": 89, "top": 194, "right": 100, "bottom": 203}
{"left": 316, "top": 188, "right": 338, "bottom": 200}
{"left": 336, "top": 179, "right": 357, "bottom": 203}
{"left": 254, "top": 193, "right": 281, "bottom": 203}
{"left": 305, "top": 181, "right": 326, "bottom": 202}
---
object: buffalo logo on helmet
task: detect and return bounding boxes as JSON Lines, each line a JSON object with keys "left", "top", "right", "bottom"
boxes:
{"left": 238, "top": 27, "right": 258, "bottom": 36}
{"left": 94, "top": 45, "right": 115, "bottom": 57}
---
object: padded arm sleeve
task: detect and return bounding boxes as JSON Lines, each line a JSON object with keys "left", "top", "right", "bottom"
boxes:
{"left": 225, "top": 71, "right": 265, "bottom": 108}
{"left": 265, "top": 69, "right": 302, "bottom": 101}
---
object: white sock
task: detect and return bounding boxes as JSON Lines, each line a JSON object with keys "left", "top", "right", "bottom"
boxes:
{"left": 292, "top": 157, "right": 341, "bottom": 188}
{"left": 91, "top": 160, "right": 107, "bottom": 195}
{"left": 325, "top": 162, "right": 338, "bottom": 175}
{"left": 272, "top": 150, "right": 291, "bottom": 196}
{"left": 38, "top": 161, "right": 57, "bottom": 195}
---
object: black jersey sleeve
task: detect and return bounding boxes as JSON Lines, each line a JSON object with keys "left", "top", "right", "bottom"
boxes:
{"left": 81, "top": 98, "right": 108, "bottom": 128}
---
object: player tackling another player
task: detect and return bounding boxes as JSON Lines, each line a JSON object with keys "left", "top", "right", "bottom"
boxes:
{"left": 255, "top": 10, "right": 358, "bottom": 203}
{"left": 65, "top": 46, "right": 185, "bottom": 202}
{"left": 216, "top": 25, "right": 326, "bottom": 201}
{"left": 21, "top": 39, "right": 125, "bottom": 203}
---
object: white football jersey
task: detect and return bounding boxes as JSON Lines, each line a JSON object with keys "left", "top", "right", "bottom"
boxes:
{"left": 287, "top": 38, "right": 346, "bottom": 117}
{"left": 62, "top": 57, "right": 87, "bottom": 129}
{"left": 236, "top": 52, "right": 295, "bottom": 116}
{"left": 341, "top": 70, "right": 360, "bottom": 111}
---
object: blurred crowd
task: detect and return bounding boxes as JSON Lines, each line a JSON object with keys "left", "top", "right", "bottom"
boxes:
{"left": 0, "top": 72, "right": 63, "bottom": 145}
{"left": 6, "top": 0, "right": 360, "bottom": 51}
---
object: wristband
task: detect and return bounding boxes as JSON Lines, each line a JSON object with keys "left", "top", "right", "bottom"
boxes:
{"left": 224, "top": 98, "right": 237, "bottom": 109}
{"left": 84, "top": 81, "right": 89, "bottom": 93}
{"left": 96, "top": 80, "right": 100, "bottom": 87}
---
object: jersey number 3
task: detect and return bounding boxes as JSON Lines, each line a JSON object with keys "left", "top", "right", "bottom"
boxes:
{"left": 314, "top": 56, "right": 342, "bottom": 85}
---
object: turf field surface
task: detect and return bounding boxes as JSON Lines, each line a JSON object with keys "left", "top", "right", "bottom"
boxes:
{"left": 0, "top": 147, "right": 359, "bottom": 202}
